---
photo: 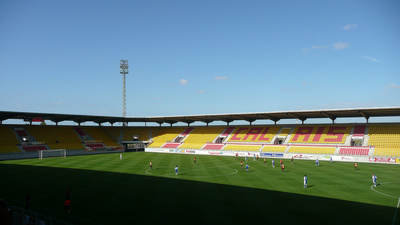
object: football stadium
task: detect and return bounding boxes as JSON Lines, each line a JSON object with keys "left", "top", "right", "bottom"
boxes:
{"left": 1, "top": 1, "right": 400, "bottom": 225}
{"left": 0, "top": 108, "right": 400, "bottom": 225}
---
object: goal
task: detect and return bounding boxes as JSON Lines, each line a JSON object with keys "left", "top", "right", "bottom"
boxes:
{"left": 39, "top": 149, "right": 66, "bottom": 159}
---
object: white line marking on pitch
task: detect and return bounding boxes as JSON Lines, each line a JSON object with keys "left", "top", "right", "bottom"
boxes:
{"left": 370, "top": 182, "right": 400, "bottom": 199}
{"left": 392, "top": 196, "right": 400, "bottom": 225}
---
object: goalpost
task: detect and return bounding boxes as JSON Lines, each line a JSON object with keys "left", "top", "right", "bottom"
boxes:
{"left": 39, "top": 149, "right": 67, "bottom": 159}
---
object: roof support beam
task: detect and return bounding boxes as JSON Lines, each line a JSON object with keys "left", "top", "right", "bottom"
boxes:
{"left": 222, "top": 119, "right": 234, "bottom": 126}
{"left": 166, "top": 121, "right": 177, "bottom": 126}
{"left": 359, "top": 111, "right": 370, "bottom": 123}
{"left": 245, "top": 119, "right": 256, "bottom": 125}
{"left": 321, "top": 112, "right": 336, "bottom": 124}
{"left": 287, "top": 113, "right": 306, "bottom": 124}
{"left": 201, "top": 119, "right": 214, "bottom": 126}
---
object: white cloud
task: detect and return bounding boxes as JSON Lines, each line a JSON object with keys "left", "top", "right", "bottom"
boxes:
{"left": 384, "top": 83, "right": 400, "bottom": 94}
{"left": 343, "top": 24, "right": 357, "bottom": 30}
{"left": 303, "top": 42, "right": 350, "bottom": 52}
{"left": 389, "top": 83, "right": 400, "bottom": 89}
{"left": 280, "top": 88, "right": 292, "bottom": 92}
{"left": 198, "top": 90, "right": 205, "bottom": 94}
{"left": 302, "top": 45, "right": 328, "bottom": 53}
{"left": 214, "top": 76, "right": 228, "bottom": 81}
{"left": 360, "top": 56, "right": 382, "bottom": 63}
{"left": 180, "top": 79, "right": 188, "bottom": 85}
{"left": 311, "top": 45, "right": 328, "bottom": 50}
{"left": 333, "top": 42, "right": 350, "bottom": 50}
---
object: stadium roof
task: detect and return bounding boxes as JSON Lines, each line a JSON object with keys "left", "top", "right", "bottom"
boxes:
{"left": 1, "top": 107, "right": 400, "bottom": 126}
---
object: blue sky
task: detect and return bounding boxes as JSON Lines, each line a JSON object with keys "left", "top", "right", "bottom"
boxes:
{"left": 0, "top": 0, "right": 399, "bottom": 124}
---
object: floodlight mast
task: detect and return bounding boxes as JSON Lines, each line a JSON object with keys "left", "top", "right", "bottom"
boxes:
{"left": 120, "top": 60, "right": 129, "bottom": 126}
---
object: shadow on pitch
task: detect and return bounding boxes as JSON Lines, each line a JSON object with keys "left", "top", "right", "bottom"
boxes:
{"left": 0, "top": 163, "right": 395, "bottom": 225}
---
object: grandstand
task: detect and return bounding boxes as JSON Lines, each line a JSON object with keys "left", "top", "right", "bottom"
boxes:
{"left": 0, "top": 108, "right": 400, "bottom": 159}
{"left": 1, "top": 123, "right": 400, "bottom": 158}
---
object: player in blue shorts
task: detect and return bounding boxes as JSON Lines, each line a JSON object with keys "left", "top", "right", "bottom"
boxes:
{"left": 272, "top": 159, "right": 275, "bottom": 168}
{"left": 315, "top": 159, "right": 319, "bottom": 166}
{"left": 304, "top": 175, "right": 308, "bottom": 188}
{"left": 372, "top": 173, "right": 377, "bottom": 187}
{"left": 245, "top": 164, "right": 249, "bottom": 172}
{"left": 175, "top": 165, "right": 178, "bottom": 175}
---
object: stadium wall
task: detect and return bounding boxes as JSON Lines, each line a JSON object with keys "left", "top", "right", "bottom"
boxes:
{"left": 145, "top": 148, "right": 400, "bottom": 164}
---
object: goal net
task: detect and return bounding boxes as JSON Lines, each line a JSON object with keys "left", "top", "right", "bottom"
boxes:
{"left": 39, "top": 149, "right": 66, "bottom": 159}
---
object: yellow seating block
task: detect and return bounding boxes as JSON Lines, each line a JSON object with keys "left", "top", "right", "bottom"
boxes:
{"left": 26, "top": 126, "right": 84, "bottom": 150}
{"left": 0, "top": 126, "right": 20, "bottom": 153}
{"left": 147, "top": 127, "right": 185, "bottom": 148}
{"left": 262, "top": 146, "right": 287, "bottom": 152}
{"left": 288, "top": 146, "right": 336, "bottom": 154}
{"left": 224, "top": 145, "right": 261, "bottom": 151}
{"left": 368, "top": 125, "right": 400, "bottom": 149}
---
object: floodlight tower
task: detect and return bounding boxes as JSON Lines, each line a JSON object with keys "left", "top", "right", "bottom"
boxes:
{"left": 120, "top": 60, "right": 129, "bottom": 125}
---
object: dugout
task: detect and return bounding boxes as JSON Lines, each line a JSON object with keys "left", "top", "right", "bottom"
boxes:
{"left": 122, "top": 141, "right": 146, "bottom": 152}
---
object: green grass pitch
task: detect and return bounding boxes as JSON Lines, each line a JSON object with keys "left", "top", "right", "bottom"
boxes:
{"left": 1, "top": 152, "right": 399, "bottom": 225}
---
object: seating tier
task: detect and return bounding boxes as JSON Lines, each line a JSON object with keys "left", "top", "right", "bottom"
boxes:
{"left": 179, "top": 127, "right": 225, "bottom": 148}
{"left": 84, "top": 127, "right": 120, "bottom": 147}
{"left": 147, "top": 127, "right": 186, "bottom": 148}
{"left": 26, "top": 126, "right": 84, "bottom": 150}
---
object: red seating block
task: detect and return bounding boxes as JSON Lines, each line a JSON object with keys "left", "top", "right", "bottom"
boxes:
{"left": 353, "top": 125, "right": 366, "bottom": 137}
{"left": 162, "top": 142, "right": 181, "bottom": 148}
{"left": 203, "top": 144, "right": 224, "bottom": 150}
{"left": 339, "top": 147, "right": 369, "bottom": 155}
